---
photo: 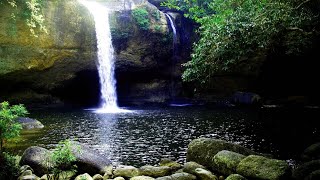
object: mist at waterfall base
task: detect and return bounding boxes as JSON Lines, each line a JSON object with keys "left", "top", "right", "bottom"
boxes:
{"left": 79, "top": 0, "right": 131, "bottom": 114}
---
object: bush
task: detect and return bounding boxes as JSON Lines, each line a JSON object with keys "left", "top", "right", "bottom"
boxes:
{"left": 0, "top": 152, "right": 21, "bottom": 180}
{"left": 0, "top": 101, "right": 28, "bottom": 152}
{"left": 46, "top": 139, "right": 79, "bottom": 180}
{"left": 132, "top": 7, "right": 150, "bottom": 31}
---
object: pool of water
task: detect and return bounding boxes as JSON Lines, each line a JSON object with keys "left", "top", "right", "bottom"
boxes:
{"left": 8, "top": 106, "right": 320, "bottom": 167}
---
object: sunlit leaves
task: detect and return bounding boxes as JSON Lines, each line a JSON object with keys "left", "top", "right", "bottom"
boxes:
{"left": 163, "top": 0, "right": 317, "bottom": 84}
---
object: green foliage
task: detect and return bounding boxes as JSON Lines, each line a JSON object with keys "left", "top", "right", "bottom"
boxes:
{"left": 151, "top": 10, "right": 160, "bottom": 21}
{"left": 46, "top": 139, "right": 78, "bottom": 180}
{"left": 162, "top": 0, "right": 318, "bottom": 84}
{"left": 3, "top": 0, "right": 47, "bottom": 36}
{"left": 0, "top": 152, "right": 20, "bottom": 180}
{"left": 155, "top": 25, "right": 161, "bottom": 32}
{"left": 0, "top": 101, "right": 28, "bottom": 152}
{"left": 132, "top": 7, "right": 150, "bottom": 31}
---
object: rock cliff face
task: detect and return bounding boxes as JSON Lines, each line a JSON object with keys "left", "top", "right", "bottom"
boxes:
{"left": 0, "top": 0, "right": 188, "bottom": 106}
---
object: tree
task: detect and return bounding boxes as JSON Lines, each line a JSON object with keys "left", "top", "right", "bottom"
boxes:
{"left": 162, "top": 0, "right": 319, "bottom": 85}
{"left": 1, "top": 0, "right": 47, "bottom": 36}
{"left": 0, "top": 101, "right": 28, "bottom": 152}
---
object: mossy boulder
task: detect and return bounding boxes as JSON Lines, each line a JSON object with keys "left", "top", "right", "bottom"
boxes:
{"left": 194, "top": 168, "right": 218, "bottom": 180}
{"left": 225, "top": 174, "right": 247, "bottom": 180}
{"left": 75, "top": 173, "right": 93, "bottom": 180}
{"left": 301, "top": 142, "right": 320, "bottom": 161}
{"left": 114, "top": 165, "right": 141, "bottom": 178}
{"left": 159, "top": 158, "right": 182, "bottom": 171}
{"left": 186, "top": 138, "right": 258, "bottom": 171}
{"left": 292, "top": 160, "right": 320, "bottom": 180}
{"left": 140, "top": 165, "right": 171, "bottom": 177}
{"left": 183, "top": 162, "right": 206, "bottom": 175}
{"left": 214, "top": 150, "right": 246, "bottom": 175}
{"left": 236, "top": 155, "right": 290, "bottom": 180}
{"left": 170, "top": 172, "right": 197, "bottom": 180}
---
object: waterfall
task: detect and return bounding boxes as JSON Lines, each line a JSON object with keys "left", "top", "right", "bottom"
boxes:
{"left": 79, "top": 0, "right": 128, "bottom": 113}
{"left": 165, "top": 13, "right": 177, "bottom": 53}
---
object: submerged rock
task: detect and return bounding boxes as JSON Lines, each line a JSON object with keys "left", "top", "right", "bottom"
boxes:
{"left": 186, "top": 138, "right": 258, "bottom": 171}
{"left": 17, "top": 117, "right": 44, "bottom": 129}
{"left": 236, "top": 155, "right": 290, "bottom": 180}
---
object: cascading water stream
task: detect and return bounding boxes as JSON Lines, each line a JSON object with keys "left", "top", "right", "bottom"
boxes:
{"left": 165, "top": 13, "right": 178, "bottom": 55}
{"left": 79, "top": 0, "right": 129, "bottom": 113}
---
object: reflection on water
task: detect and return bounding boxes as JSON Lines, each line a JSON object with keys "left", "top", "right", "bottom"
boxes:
{"left": 8, "top": 106, "right": 320, "bottom": 166}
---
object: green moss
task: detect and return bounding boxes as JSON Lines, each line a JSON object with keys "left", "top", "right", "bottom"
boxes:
{"left": 151, "top": 10, "right": 160, "bottom": 21}
{"left": 132, "top": 7, "right": 150, "bottom": 31}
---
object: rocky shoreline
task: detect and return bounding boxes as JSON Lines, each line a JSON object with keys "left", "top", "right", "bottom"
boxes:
{"left": 18, "top": 138, "right": 316, "bottom": 180}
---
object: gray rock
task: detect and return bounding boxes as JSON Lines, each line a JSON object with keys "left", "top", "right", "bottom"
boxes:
{"left": 156, "top": 176, "right": 172, "bottom": 180}
{"left": 183, "top": 161, "right": 206, "bottom": 175}
{"left": 100, "top": 165, "right": 113, "bottom": 176}
{"left": 71, "top": 142, "right": 112, "bottom": 175}
{"left": 225, "top": 174, "right": 247, "bottom": 180}
{"left": 292, "top": 160, "right": 320, "bottom": 180}
{"left": 236, "top": 155, "right": 290, "bottom": 180}
{"left": 75, "top": 173, "right": 93, "bottom": 180}
{"left": 186, "top": 138, "right": 258, "bottom": 171}
{"left": 140, "top": 165, "right": 171, "bottom": 177}
{"left": 114, "top": 177, "right": 126, "bottom": 180}
{"left": 214, "top": 150, "right": 246, "bottom": 175}
{"left": 19, "top": 165, "right": 34, "bottom": 175}
{"left": 194, "top": 168, "right": 218, "bottom": 180}
{"left": 17, "top": 117, "right": 44, "bottom": 129}
{"left": 18, "top": 174, "right": 40, "bottom": 180}
{"left": 19, "top": 146, "right": 53, "bottom": 176}
{"left": 93, "top": 174, "right": 104, "bottom": 180}
{"left": 231, "top": 91, "right": 262, "bottom": 105}
{"left": 130, "top": 176, "right": 156, "bottom": 180}
{"left": 114, "top": 165, "right": 140, "bottom": 178}
{"left": 170, "top": 172, "right": 197, "bottom": 180}
{"left": 21, "top": 170, "right": 33, "bottom": 176}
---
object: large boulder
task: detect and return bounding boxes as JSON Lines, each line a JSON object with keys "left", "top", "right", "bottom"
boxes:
{"left": 19, "top": 146, "right": 53, "bottom": 176}
{"left": 186, "top": 138, "right": 258, "bottom": 171}
{"left": 236, "top": 155, "right": 290, "bottom": 180}
{"left": 71, "top": 142, "right": 112, "bottom": 175}
{"left": 17, "top": 117, "right": 44, "bottom": 130}
{"left": 213, "top": 150, "right": 246, "bottom": 175}
{"left": 292, "top": 160, "right": 320, "bottom": 180}
{"left": 301, "top": 142, "right": 320, "bottom": 161}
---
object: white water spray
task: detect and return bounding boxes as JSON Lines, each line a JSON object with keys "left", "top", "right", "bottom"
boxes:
{"left": 79, "top": 0, "right": 129, "bottom": 113}
{"left": 165, "top": 13, "right": 177, "bottom": 45}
